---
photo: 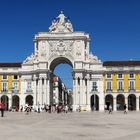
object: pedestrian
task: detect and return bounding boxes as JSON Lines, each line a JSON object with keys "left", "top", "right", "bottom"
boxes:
{"left": 124, "top": 104, "right": 127, "bottom": 114}
{"left": 65, "top": 105, "right": 68, "bottom": 113}
{"left": 104, "top": 104, "right": 107, "bottom": 113}
{"left": 109, "top": 105, "right": 112, "bottom": 114}
{"left": 0, "top": 100, "right": 5, "bottom": 117}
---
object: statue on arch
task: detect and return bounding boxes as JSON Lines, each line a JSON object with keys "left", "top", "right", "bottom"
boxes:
{"left": 57, "top": 11, "right": 66, "bottom": 25}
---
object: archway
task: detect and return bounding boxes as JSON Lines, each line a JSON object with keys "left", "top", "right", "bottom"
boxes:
{"left": 25, "top": 95, "right": 33, "bottom": 106}
{"left": 12, "top": 95, "right": 20, "bottom": 109}
{"left": 105, "top": 94, "right": 113, "bottom": 110}
{"left": 116, "top": 94, "right": 125, "bottom": 110}
{"left": 1, "top": 95, "right": 9, "bottom": 110}
{"left": 128, "top": 94, "right": 136, "bottom": 110}
{"left": 49, "top": 57, "right": 73, "bottom": 106}
{"left": 90, "top": 94, "right": 99, "bottom": 111}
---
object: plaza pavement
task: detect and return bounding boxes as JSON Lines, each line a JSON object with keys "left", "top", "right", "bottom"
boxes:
{"left": 0, "top": 111, "right": 140, "bottom": 140}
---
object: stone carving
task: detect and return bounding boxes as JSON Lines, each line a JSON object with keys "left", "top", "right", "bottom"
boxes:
{"left": 40, "top": 46, "right": 46, "bottom": 57}
{"left": 48, "top": 40, "right": 74, "bottom": 54}
{"left": 88, "top": 53, "right": 101, "bottom": 63}
{"left": 48, "top": 40, "right": 74, "bottom": 59}
{"left": 49, "top": 11, "right": 73, "bottom": 33}
{"left": 23, "top": 53, "right": 36, "bottom": 64}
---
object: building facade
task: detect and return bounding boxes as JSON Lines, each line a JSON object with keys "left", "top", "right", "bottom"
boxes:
{"left": 0, "top": 12, "right": 140, "bottom": 111}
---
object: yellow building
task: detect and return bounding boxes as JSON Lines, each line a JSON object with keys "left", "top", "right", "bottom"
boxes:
{"left": 103, "top": 61, "right": 140, "bottom": 111}
{"left": 0, "top": 63, "right": 21, "bottom": 110}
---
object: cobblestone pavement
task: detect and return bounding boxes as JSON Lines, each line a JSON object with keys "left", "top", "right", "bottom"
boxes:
{"left": 0, "top": 111, "right": 140, "bottom": 140}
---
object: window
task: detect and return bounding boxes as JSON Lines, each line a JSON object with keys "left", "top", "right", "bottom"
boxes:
{"left": 13, "top": 82, "right": 18, "bottom": 90}
{"left": 118, "top": 81, "right": 123, "bottom": 90}
{"left": 107, "top": 81, "right": 112, "bottom": 90}
{"left": 2, "top": 82, "right": 7, "bottom": 91}
{"left": 14, "top": 75, "right": 18, "bottom": 79}
{"left": 129, "top": 81, "right": 134, "bottom": 90}
{"left": 130, "top": 73, "right": 134, "bottom": 78}
{"left": 118, "top": 74, "right": 122, "bottom": 79}
{"left": 107, "top": 74, "right": 111, "bottom": 78}
{"left": 3, "top": 75, "right": 7, "bottom": 79}
{"left": 27, "top": 81, "right": 32, "bottom": 90}
{"left": 92, "top": 82, "right": 97, "bottom": 91}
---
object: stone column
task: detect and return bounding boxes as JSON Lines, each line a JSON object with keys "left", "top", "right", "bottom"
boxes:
{"left": 46, "top": 79, "right": 50, "bottom": 105}
{"left": 136, "top": 97, "right": 139, "bottom": 111}
{"left": 80, "top": 78, "right": 83, "bottom": 106}
{"left": 33, "top": 77, "right": 37, "bottom": 105}
{"left": 73, "top": 78, "right": 76, "bottom": 104}
{"left": 87, "top": 78, "right": 90, "bottom": 110}
{"left": 44, "top": 78, "right": 47, "bottom": 105}
{"left": 113, "top": 97, "right": 116, "bottom": 111}
{"left": 38, "top": 78, "right": 42, "bottom": 105}
{"left": 125, "top": 97, "right": 127, "bottom": 105}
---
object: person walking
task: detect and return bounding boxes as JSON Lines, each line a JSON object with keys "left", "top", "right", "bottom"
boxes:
{"left": 0, "top": 101, "right": 5, "bottom": 117}
{"left": 109, "top": 104, "right": 112, "bottom": 114}
{"left": 124, "top": 104, "right": 127, "bottom": 114}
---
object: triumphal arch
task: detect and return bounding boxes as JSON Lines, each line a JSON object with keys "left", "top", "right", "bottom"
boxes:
{"left": 21, "top": 11, "right": 104, "bottom": 111}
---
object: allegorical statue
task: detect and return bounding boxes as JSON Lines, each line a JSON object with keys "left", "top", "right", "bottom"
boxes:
{"left": 49, "top": 11, "right": 73, "bottom": 33}
{"left": 57, "top": 11, "right": 66, "bottom": 25}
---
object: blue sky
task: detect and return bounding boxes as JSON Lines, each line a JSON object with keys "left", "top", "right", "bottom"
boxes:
{"left": 0, "top": 0, "right": 140, "bottom": 88}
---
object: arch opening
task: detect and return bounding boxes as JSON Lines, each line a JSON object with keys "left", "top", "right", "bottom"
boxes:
{"left": 105, "top": 94, "right": 113, "bottom": 110}
{"left": 90, "top": 94, "right": 99, "bottom": 111}
{"left": 49, "top": 57, "right": 73, "bottom": 106}
{"left": 25, "top": 95, "right": 33, "bottom": 106}
{"left": 1, "top": 95, "right": 9, "bottom": 110}
{"left": 128, "top": 94, "right": 136, "bottom": 111}
{"left": 12, "top": 95, "right": 20, "bottom": 110}
{"left": 116, "top": 94, "right": 125, "bottom": 110}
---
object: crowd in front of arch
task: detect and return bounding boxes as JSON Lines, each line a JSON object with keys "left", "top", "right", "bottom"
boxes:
{"left": 8, "top": 103, "right": 73, "bottom": 115}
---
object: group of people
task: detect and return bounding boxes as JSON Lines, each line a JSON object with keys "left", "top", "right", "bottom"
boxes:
{"left": 104, "top": 104, "right": 127, "bottom": 114}
{"left": 22, "top": 103, "right": 73, "bottom": 115}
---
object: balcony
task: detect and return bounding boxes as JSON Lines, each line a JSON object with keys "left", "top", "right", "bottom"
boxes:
{"left": 25, "top": 89, "right": 33, "bottom": 94}
{"left": 117, "top": 89, "right": 124, "bottom": 92}
{"left": 106, "top": 89, "right": 112, "bottom": 92}
{"left": 11, "top": 89, "right": 19, "bottom": 94}
{"left": 129, "top": 88, "right": 135, "bottom": 92}
{"left": 1, "top": 89, "right": 8, "bottom": 94}
{"left": 91, "top": 89, "right": 98, "bottom": 93}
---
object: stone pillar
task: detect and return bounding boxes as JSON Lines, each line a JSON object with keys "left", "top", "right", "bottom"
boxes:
{"left": 125, "top": 97, "right": 127, "bottom": 105}
{"left": 38, "top": 78, "right": 42, "bottom": 105}
{"left": 87, "top": 78, "right": 90, "bottom": 110}
{"left": 46, "top": 79, "right": 50, "bottom": 105}
{"left": 113, "top": 97, "right": 116, "bottom": 111}
{"left": 9, "top": 95, "right": 12, "bottom": 109}
{"left": 136, "top": 97, "right": 139, "bottom": 111}
{"left": 62, "top": 87, "right": 64, "bottom": 105}
{"left": 73, "top": 77, "right": 77, "bottom": 110}
{"left": 33, "top": 77, "right": 37, "bottom": 105}
{"left": 83, "top": 78, "right": 86, "bottom": 105}
{"left": 80, "top": 78, "right": 83, "bottom": 106}
{"left": 44, "top": 78, "right": 47, "bottom": 105}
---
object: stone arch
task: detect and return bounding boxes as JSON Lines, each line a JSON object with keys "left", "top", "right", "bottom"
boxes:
{"left": 128, "top": 94, "right": 136, "bottom": 110}
{"left": 1, "top": 95, "right": 9, "bottom": 110}
{"left": 49, "top": 57, "right": 73, "bottom": 72}
{"left": 116, "top": 94, "right": 125, "bottom": 110}
{"left": 105, "top": 94, "right": 113, "bottom": 110}
{"left": 49, "top": 57, "right": 73, "bottom": 105}
{"left": 12, "top": 95, "right": 20, "bottom": 110}
{"left": 90, "top": 94, "right": 99, "bottom": 111}
{"left": 25, "top": 95, "right": 33, "bottom": 106}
